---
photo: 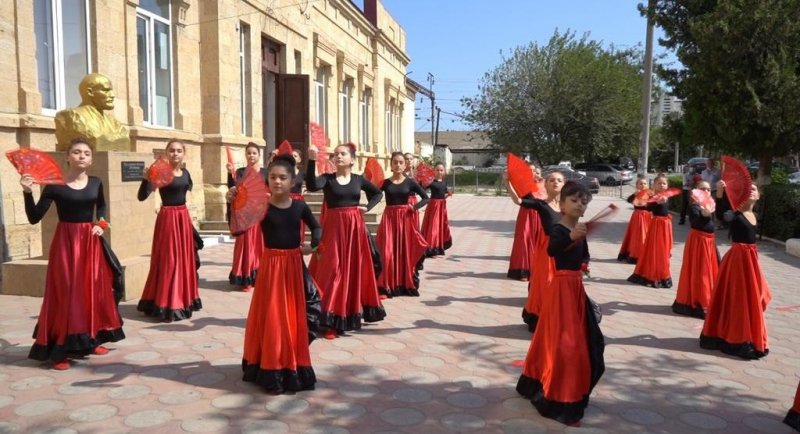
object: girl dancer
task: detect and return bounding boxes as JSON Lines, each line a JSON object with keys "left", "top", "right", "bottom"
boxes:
{"left": 377, "top": 152, "right": 430, "bottom": 297}
{"left": 700, "top": 182, "right": 771, "bottom": 360}
{"left": 227, "top": 143, "right": 268, "bottom": 291}
{"left": 628, "top": 174, "right": 674, "bottom": 288}
{"left": 306, "top": 143, "right": 385, "bottom": 338}
{"left": 22, "top": 139, "right": 124, "bottom": 369}
{"left": 421, "top": 162, "right": 453, "bottom": 257}
{"left": 672, "top": 181, "right": 719, "bottom": 318}
{"left": 242, "top": 155, "right": 321, "bottom": 394}
{"left": 618, "top": 177, "right": 652, "bottom": 263}
{"left": 513, "top": 171, "right": 564, "bottom": 332}
{"left": 507, "top": 164, "right": 543, "bottom": 280}
{"left": 138, "top": 140, "right": 202, "bottom": 321}
{"left": 516, "top": 181, "right": 604, "bottom": 427}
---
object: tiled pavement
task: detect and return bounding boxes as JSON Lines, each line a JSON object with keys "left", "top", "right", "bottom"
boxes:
{"left": 0, "top": 195, "right": 798, "bottom": 434}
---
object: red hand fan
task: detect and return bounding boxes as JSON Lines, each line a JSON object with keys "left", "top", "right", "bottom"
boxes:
{"left": 415, "top": 162, "right": 435, "bottom": 187}
{"left": 230, "top": 166, "right": 270, "bottom": 235}
{"left": 721, "top": 155, "right": 752, "bottom": 211}
{"left": 506, "top": 153, "right": 535, "bottom": 198}
{"left": 648, "top": 188, "right": 681, "bottom": 203}
{"left": 364, "top": 157, "right": 384, "bottom": 187}
{"left": 531, "top": 179, "right": 547, "bottom": 199}
{"left": 309, "top": 122, "right": 333, "bottom": 174}
{"left": 147, "top": 157, "right": 175, "bottom": 189}
{"left": 225, "top": 146, "right": 237, "bottom": 182}
{"left": 277, "top": 140, "right": 293, "bottom": 156}
{"left": 691, "top": 188, "right": 715, "bottom": 213}
{"left": 6, "top": 148, "right": 66, "bottom": 185}
{"left": 585, "top": 204, "right": 620, "bottom": 235}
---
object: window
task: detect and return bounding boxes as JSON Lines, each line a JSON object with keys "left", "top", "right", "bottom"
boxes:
{"left": 385, "top": 100, "right": 394, "bottom": 152}
{"left": 315, "top": 67, "right": 328, "bottom": 132}
{"left": 239, "top": 22, "right": 251, "bottom": 135}
{"left": 339, "top": 80, "right": 352, "bottom": 143}
{"left": 137, "top": 0, "right": 173, "bottom": 127}
{"left": 396, "top": 104, "right": 402, "bottom": 152}
{"left": 34, "top": 0, "right": 92, "bottom": 112}
{"left": 359, "top": 88, "right": 371, "bottom": 150}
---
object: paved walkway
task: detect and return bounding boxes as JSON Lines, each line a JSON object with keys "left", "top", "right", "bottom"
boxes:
{"left": 0, "top": 195, "right": 798, "bottom": 433}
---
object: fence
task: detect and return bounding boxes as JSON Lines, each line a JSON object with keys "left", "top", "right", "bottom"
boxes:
{"left": 450, "top": 167, "right": 634, "bottom": 199}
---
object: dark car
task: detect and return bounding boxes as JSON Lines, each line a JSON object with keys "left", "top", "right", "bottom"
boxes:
{"left": 574, "top": 163, "right": 634, "bottom": 185}
{"left": 686, "top": 157, "right": 708, "bottom": 174}
{"left": 544, "top": 166, "right": 600, "bottom": 194}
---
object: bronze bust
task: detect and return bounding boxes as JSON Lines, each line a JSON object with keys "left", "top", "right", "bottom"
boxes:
{"left": 54, "top": 73, "right": 130, "bottom": 151}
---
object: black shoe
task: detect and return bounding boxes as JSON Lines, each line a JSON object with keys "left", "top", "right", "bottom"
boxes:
{"left": 678, "top": 220, "right": 685, "bottom": 225}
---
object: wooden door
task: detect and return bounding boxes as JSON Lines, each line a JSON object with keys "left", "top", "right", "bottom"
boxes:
{"left": 276, "top": 74, "right": 310, "bottom": 155}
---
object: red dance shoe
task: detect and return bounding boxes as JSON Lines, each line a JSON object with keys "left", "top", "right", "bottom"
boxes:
{"left": 324, "top": 329, "right": 338, "bottom": 340}
{"left": 93, "top": 346, "right": 110, "bottom": 355}
{"left": 243, "top": 285, "right": 254, "bottom": 292}
{"left": 52, "top": 360, "right": 70, "bottom": 370}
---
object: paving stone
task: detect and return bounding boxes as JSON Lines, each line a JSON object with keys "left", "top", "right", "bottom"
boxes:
{"left": 68, "top": 404, "right": 118, "bottom": 422}
{"left": 742, "top": 415, "right": 794, "bottom": 434}
{"left": 180, "top": 413, "right": 230, "bottom": 432}
{"left": 501, "top": 418, "right": 548, "bottom": 434}
{"left": 618, "top": 408, "right": 665, "bottom": 425}
{"left": 139, "top": 367, "right": 178, "bottom": 381}
{"left": 14, "top": 399, "right": 65, "bottom": 416}
{"left": 10, "top": 376, "right": 54, "bottom": 391}
{"left": 319, "top": 350, "right": 353, "bottom": 361}
{"left": 211, "top": 393, "right": 254, "bottom": 409}
{"left": 241, "top": 420, "right": 290, "bottom": 434}
{"left": 322, "top": 402, "right": 367, "bottom": 420}
{"left": 187, "top": 371, "right": 226, "bottom": 386}
{"left": 265, "top": 396, "right": 310, "bottom": 414}
{"left": 446, "top": 392, "right": 488, "bottom": 409}
{"left": 679, "top": 412, "right": 727, "bottom": 430}
{"left": 393, "top": 387, "right": 433, "bottom": 403}
{"left": 123, "top": 351, "right": 161, "bottom": 362}
{"left": 440, "top": 413, "right": 486, "bottom": 431}
{"left": 158, "top": 389, "right": 202, "bottom": 405}
{"left": 338, "top": 383, "right": 380, "bottom": 398}
{"left": 107, "top": 384, "right": 151, "bottom": 400}
{"left": 304, "top": 426, "right": 349, "bottom": 434}
{"left": 380, "top": 407, "right": 426, "bottom": 426}
{"left": 363, "top": 352, "right": 398, "bottom": 364}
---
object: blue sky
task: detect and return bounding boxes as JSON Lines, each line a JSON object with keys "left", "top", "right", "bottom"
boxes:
{"left": 378, "top": 0, "right": 674, "bottom": 133}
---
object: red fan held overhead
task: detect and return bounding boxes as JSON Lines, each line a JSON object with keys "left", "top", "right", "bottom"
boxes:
{"left": 648, "top": 188, "right": 681, "bottom": 203}
{"left": 506, "top": 153, "right": 536, "bottom": 198}
{"left": 147, "top": 157, "right": 175, "bottom": 189}
{"left": 225, "top": 146, "right": 237, "bottom": 182}
{"left": 230, "top": 166, "right": 270, "bottom": 235}
{"left": 5, "top": 148, "right": 65, "bottom": 185}
{"left": 309, "top": 122, "right": 334, "bottom": 174}
{"left": 277, "top": 140, "right": 293, "bottom": 156}
{"left": 633, "top": 189, "right": 652, "bottom": 207}
{"left": 415, "top": 162, "right": 435, "bottom": 187}
{"left": 721, "top": 155, "right": 752, "bottom": 211}
{"left": 364, "top": 157, "right": 384, "bottom": 187}
{"left": 691, "top": 188, "right": 715, "bottom": 213}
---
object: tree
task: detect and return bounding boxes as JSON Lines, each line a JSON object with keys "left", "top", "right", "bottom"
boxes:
{"left": 461, "top": 30, "right": 643, "bottom": 164}
{"left": 649, "top": 0, "right": 800, "bottom": 183}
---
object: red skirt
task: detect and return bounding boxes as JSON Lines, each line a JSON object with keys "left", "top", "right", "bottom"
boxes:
{"left": 29, "top": 222, "right": 125, "bottom": 362}
{"left": 628, "top": 215, "right": 673, "bottom": 288}
{"left": 377, "top": 205, "right": 429, "bottom": 297}
{"left": 421, "top": 198, "right": 452, "bottom": 257}
{"left": 508, "top": 207, "right": 542, "bottom": 280}
{"left": 408, "top": 195, "right": 420, "bottom": 229}
{"left": 242, "top": 248, "right": 316, "bottom": 393}
{"left": 700, "top": 243, "right": 771, "bottom": 359}
{"left": 229, "top": 223, "right": 264, "bottom": 287}
{"left": 785, "top": 381, "right": 800, "bottom": 430}
{"left": 673, "top": 229, "right": 719, "bottom": 318}
{"left": 516, "top": 270, "right": 605, "bottom": 425}
{"left": 138, "top": 205, "right": 202, "bottom": 321}
{"left": 618, "top": 208, "right": 651, "bottom": 263}
{"left": 309, "top": 206, "right": 386, "bottom": 331}
{"left": 522, "top": 233, "right": 554, "bottom": 331}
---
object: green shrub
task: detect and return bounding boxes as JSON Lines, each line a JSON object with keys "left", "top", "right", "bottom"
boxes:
{"left": 771, "top": 168, "right": 789, "bottom": 185}
{"left": 760, "top": 184, "right": 800, "bottom": 241}
{"left": 667, "top": 175, "right": 683, "bottom": 212}
{"left": 452, "top": 171, "right": 502, "bottom": 187}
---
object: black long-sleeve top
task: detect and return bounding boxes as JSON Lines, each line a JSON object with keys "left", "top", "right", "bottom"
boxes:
{"left": 729, "top": 211, "right": 757, "bottom": 244}
{"left": 648, "top": 201, "right": 670, "bottom": 217}
{"left": 24, "top": 176, "right": 106, "bottom": 224}
{"left": 626, "top": 192, "right": 648, "bottom": 211}
{"left": 227, "top": 167, "right": 267, "bottom": 189}
{"left": 138, "top": 169, "right": 193, "bottom": 206}
{"left": 520, "top": 198, "right": 562, "bottom": 236}
{"left": 548, "top": 223, "right": 591, "bottom": 270}
{"left": 291, "top": 170, "right": 305, "bottom": 194}
{"left": 689, "top": 203, "right": 715, "bottom": 233}
{"left": 427, "top": 180, "right": 449, "bottom": 199}
{"left": 305, "top": 161, "right": 383, "bottom": 211}
{"left": 381, "top": 178, "right": 429, "bottom": 210}
{"left": 261, "top": 200, "right": 321, "bottom": 249}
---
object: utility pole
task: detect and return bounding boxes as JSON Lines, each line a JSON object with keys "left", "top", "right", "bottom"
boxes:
{"left": 427, "top": 73, "right": 435, "bottom": 147}
{"left": 434, "top": 107, "right": 441, "bottom": 148}
{"left": 638, "top": 0, "right": 656, "bottom": 177}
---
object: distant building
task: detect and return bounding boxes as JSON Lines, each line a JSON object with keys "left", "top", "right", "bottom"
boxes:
{"left": 652, "top": 94, "right": 684, "bottom": 127}
{"left": 415, "top": 131, "right": 500, "bottom": 168}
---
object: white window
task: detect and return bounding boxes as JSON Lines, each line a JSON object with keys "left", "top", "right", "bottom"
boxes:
{"left": 239, "top": 22, "right": 251, "bottom": 135}
{"left": 315, "top": 67, "right": 328, "bottom": 133}
{"left": 359, "top": 88, "right": 371, "bottom": 150}
{"left": 34, "top": 0, "right": 92, "bottom": 113}
{"left": 339, "top": 80, "right": 352, "bottom": 143}
{"left": 396, "top": 104, "right": 402, "bottom": 152}
{"left": 385, "top": 100, "right": 394, "bottom": 152}
{"left": 137, "top": 0, "right": 173, "bottom": 127}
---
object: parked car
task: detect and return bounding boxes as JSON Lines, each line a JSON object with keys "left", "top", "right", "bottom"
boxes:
{"left": 544, "top": 166, "right": 600, "bottom": 194}
{"left": 746, "top": 161, "right": 797, "bottom": 174}
{"left": 686, "top": 157, "right": 708, "bottom": 174}
{"left": 788, "top": 171, "right": 800, "bottom": 185}
{"left": 573, "top": 163, "right": 633, "bottom": 185}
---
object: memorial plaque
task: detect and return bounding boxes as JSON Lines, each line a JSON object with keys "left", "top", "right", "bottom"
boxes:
{"left": 121, "top": 161, "right": 145, "bottom": 182}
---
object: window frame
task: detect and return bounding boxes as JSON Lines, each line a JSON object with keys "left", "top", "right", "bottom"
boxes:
{"left": 35, "top": 0, "right": 93, "bottom": 115}
{"left": 359, "top": 87, "right": 371, "bottom": 150}
{"left": 339, "top": 79, "right": 352, "bottom": 144}
{"left": 315, "top": 66, "right": 328, "bottom": 133}
{"left": 239, "top": 22, "right": 251, "bottom": 136}
{"left": 136, "top": 2, "right": 174, "bottom": 128}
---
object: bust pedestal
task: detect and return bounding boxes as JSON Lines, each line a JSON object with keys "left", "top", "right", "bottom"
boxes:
{"left": 1, "top": 152, "right": 156, "bottom": 300}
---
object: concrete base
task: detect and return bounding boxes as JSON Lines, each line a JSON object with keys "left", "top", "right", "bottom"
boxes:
{"left": 787, "top": 238, "right": 800, "bottom": 258}
{"left": 1, "top": 255, "right": 152, "bottom": 301}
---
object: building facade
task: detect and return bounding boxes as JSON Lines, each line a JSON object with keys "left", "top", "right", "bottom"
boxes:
{"left": 0, "top": 0, "right": 414, "bottom": 270}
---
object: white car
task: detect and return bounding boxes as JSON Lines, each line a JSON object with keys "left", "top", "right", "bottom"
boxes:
{"left": 789, "top": 171, "right": 800, "bottom": 184}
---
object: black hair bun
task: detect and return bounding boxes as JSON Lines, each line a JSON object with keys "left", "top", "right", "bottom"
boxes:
{"left": 273, "top": 154, "right": 296, "bottom": 168}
